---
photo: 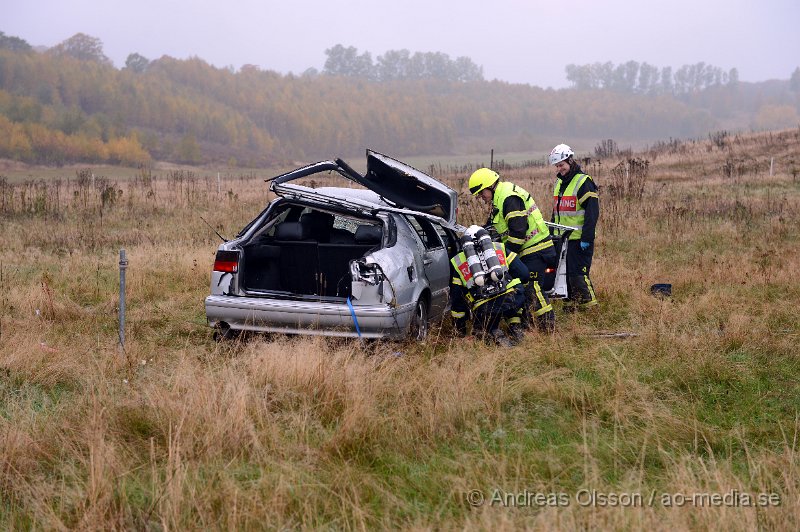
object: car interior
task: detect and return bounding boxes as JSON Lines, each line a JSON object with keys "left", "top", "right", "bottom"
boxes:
{"left": 241, "top": 205, "right": 383, "bottom": 298}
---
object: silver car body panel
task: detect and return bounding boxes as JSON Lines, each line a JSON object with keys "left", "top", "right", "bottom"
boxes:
{"left": 204, "top": 294, "right": 417, "bottom": 339}
{"left": 205, "top": 175, "right": 454, "bottom": 338}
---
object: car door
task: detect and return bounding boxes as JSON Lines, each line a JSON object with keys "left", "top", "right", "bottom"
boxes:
{"left": 403, "top": 214, "right": 450, "bottom": 317}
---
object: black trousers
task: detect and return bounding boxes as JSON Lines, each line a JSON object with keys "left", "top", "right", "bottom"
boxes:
{"left": 473, "top": 288, "right": 526, "bottom": 335}
{"left": 520, "top": 247, "right": 557, "bottom": 329}
{"left": 566, "top": 239, "right": 598, "bottom": 307}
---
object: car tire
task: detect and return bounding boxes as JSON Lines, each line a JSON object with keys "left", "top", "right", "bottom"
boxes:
{"left": 409, "top": 298, "right": 429, "bottom": 341}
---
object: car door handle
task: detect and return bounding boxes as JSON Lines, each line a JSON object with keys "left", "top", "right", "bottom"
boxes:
{"left": 423, "top": 258, "right": 433, "bottom": 265}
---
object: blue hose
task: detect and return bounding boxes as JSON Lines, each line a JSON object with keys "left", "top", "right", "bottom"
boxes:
{"left": 346, "top": 296, "right": 362, "bottom": 339}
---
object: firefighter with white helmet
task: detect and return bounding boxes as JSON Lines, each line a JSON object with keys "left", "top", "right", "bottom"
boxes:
{"left": 549, "top": 143, "right": 599, "bottom": 309}
{"left": 468, "top": 168, "right": 556, "bottom": 331}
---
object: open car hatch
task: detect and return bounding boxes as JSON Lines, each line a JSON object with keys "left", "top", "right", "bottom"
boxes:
{"left": 269, "top": 150, "right": 457, "bottom": 224}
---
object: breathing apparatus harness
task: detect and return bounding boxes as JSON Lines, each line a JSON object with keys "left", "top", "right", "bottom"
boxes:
{"left": 456, "top": 225, "right": 511, "bottom": 300}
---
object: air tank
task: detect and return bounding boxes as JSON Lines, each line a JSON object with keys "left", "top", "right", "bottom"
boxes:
{"left": 459, "top": 233, "right": 487, "bottom": 286}
{"left": 473, "top": 228, "right": 505, "bottom": 282}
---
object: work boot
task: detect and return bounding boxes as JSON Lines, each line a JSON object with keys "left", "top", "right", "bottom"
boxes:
{"left": 489, "top": 328, "right": 513, "bottom": 348}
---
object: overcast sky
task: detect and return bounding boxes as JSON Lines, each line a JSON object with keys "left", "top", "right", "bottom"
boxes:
{"left": 4, "top": 0, "right": 799, "bottom": 88}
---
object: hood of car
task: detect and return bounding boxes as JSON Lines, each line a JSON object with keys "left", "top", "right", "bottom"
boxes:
{"left": 269, "top": 150, "right": 457, "bottom": 224}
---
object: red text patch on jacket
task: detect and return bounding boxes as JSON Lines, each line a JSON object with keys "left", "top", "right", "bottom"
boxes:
{"left": 458, "top": 262, "right": 471, "bottom": 281}
{"left": 554, "top": 196, "right": 577, "bottom": 211}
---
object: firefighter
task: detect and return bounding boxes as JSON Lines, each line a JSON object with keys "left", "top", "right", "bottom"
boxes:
{"left": 549, "top": 144, "right": 599, "bottom": 309}
{"left": 468, "top": 168, "right": 556, "bottom": 331}
{"left": 449, "top": 226, "right": 529, "bottom": 346}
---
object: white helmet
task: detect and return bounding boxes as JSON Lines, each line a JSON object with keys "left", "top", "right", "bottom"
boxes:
{"left": 548, "top": 144, "right": 574, "bottom": 165}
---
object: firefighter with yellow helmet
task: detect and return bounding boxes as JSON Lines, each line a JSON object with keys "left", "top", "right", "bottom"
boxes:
{"left": 468, "top": 168, "right": 556, "bottom": 331}
{"left": 449, "top": 225, "right": 529, "bottom": 346}
{"left": 549, "top": 144, "right": 599, "bottom": 310}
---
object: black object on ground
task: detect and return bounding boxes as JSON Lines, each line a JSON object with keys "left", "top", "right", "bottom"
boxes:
{"left": 650, "top": 283, "right": 672, "bottom": 297}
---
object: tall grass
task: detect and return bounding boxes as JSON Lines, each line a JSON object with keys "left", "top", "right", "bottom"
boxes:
{"left": 1, "top": 128, "right": 799, "bottom": 528}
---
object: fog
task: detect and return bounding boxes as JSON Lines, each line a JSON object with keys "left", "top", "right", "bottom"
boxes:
{"left": 4, "top": 0, "right": 799, "bottom": 88}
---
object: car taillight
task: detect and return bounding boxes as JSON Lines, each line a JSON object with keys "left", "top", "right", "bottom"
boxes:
{"left": 545, "top": 267, "right": 555, "bottom": 273}
{"left": 213, "top": 250, "right": 239, "bottom": 273}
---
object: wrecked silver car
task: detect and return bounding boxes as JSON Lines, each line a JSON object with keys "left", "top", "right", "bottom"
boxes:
{"left": 205, "top": 150, "right": 458, "bottom": 340}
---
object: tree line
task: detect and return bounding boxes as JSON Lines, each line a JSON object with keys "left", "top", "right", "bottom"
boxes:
{"left": 565, "top": 61, "right": 739, "bottom": 94}
{"left": 320, "top": 44, "right": 484, "bottom": 82}
{"left": 0, "top": 31, "right": 798, "bottom": 168}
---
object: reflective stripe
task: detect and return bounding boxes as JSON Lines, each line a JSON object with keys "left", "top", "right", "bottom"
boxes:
{"left": 472, "top": 283, "right": 518, "bottom": 311}
{"left": 531, "top": 280, "right": 552, "bottom": 316}
{"left": 578, "top": 191, "right": 599, "bottom": 204}
{"left": 451, "top": 310, "right": 466, "bottom": 318}
{"left": 505, "top": 210, "right": 527, "bottom": 219}
{"left": 523, "top": 203, "right": 540, "bottom": 216}
{"left": 584, "top": 275, "right": 597, "bottom": 305}
{"left": 452, "top": 243, "right": 520, "bottom": 311}
{"left": 506, "top": 235, "right": 527, "bottom": 245}
{"left": 519, "top": 238, "right": 554, "bottom": 257}
{"left": 492, "top": 182, "right": 551, "bottom": 250}
{"left": 554, "top": 173, "right": 592, "bottom": 240}
{"left": 450, "top": 254, "right": 472, "bottom": 288}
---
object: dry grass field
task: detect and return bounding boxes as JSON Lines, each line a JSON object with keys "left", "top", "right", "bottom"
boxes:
{"left": 1, "top": 128, "right": 799, "bottom": 529}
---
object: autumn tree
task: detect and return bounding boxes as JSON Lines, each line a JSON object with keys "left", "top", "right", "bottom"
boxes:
{"left": 125, "top": 53, "right": 150, "bottom": 73}
{"left": 48, "top": 33, "right": 113, "bottom": 66}
{"left": 323, "top": 45, "right": 375, "bottom": 79}
{"left": 0, "top": 31, "right": 32, "bottom": 52}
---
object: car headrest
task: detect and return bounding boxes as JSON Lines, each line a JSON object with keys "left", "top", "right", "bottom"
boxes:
{"left": 300, "top": 211, "right": 334, "bottom": 235}
{"left": 274, "top": 221, "right": 309, "bottom": 241}
{"left": 354, "top": 225, "right": 382, "bottom": 245}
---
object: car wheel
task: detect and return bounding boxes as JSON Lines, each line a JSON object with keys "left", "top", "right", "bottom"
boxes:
{"left": 409, "top": 298, "right": 429, "bottom": 341}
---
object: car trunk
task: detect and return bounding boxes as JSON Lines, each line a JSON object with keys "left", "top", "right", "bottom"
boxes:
{"left": 239, "top": 207, "right": 384, "bottom": 299}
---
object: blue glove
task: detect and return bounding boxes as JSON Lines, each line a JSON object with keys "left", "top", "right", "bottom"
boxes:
{"left": 580, "top": 241, "right": 591, "bottom": 251}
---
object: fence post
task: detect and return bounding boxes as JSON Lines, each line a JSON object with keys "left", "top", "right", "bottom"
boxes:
{"left": 770, "top": 157, "right": 774, "bottom": 177}
{"left": 119, "top": 249, "right": 128, "bottom": 353}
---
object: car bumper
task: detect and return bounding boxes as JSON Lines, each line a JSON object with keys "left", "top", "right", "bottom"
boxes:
{"left": 205, "top": 295, "right": 414, "bottom": 339}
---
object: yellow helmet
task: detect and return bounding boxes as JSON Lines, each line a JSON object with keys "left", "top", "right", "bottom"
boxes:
{"left": 468, "top": 168, "right": 500, "bottom": 196}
